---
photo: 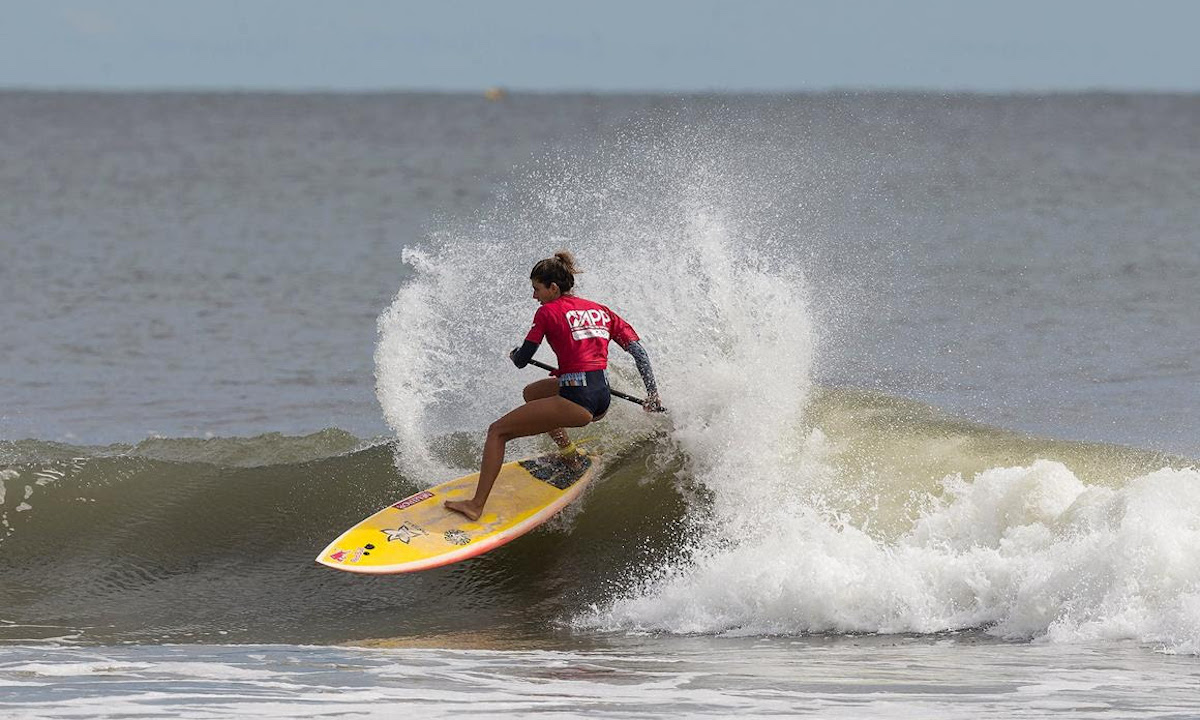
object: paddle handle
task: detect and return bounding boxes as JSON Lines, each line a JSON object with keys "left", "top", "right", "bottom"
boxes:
{"left": 526, "top": 359, "right": 664, "bottom": 412}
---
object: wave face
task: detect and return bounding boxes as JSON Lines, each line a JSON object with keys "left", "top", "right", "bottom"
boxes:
{"left": 0, "top": 396, "right": 1193, "bottom": 649}
{"left": 0, "top": 431, "right": 692, "bottom": 646}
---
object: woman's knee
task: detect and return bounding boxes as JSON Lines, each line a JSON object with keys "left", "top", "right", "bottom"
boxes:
{"left": 486, "top": 420, "right": 506, "bottom": 440}
{"left": 486, "top": 420, "right": 518, "bottom": 444}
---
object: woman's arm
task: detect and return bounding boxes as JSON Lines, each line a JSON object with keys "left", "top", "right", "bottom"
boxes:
{"left": 512, "top": 306, "right": 549, "bottom": 368}
{"left": 510, "top": 340, "right": 539, "bottom": 368}
{"left": 624, "top": 340, "right": 662, "bottom": 410}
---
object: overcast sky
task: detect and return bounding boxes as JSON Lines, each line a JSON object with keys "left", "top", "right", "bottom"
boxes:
{"left": 3, "top": 0, "right": 1198, "bottom": 92}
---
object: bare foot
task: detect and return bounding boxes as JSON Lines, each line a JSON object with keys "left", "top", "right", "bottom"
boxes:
{"left": 444, "top": 499, "right": 482, "bottom": 522}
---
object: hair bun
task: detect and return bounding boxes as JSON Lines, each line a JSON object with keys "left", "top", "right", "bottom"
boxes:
{"left": 554, "top": 250, "right": 580, "bottom": 275}
{"left": 530, "top": 251, "right": 579, "bottom": 293}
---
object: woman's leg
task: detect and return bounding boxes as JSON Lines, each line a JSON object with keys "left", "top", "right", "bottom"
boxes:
{"left": 445, "top": 396, "right": 592, "bottom": 521}
{"left": 523, "top": 378, "right": 559, "bottom": 401}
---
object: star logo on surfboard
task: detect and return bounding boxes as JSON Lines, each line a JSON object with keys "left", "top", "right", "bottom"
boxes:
{"left": 382, "top": 522, "right": 427, "bottom": 544}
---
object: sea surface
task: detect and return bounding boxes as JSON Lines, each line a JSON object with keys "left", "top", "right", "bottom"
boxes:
{"left": 1, "top": 91, "right": 1197, "bottom": 718}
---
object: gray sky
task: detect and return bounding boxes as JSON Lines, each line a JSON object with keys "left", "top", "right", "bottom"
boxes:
{"left": 3, "top": 0, "right": 1199, "bottom": 92}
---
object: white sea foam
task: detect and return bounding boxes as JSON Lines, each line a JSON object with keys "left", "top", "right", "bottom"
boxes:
{"left": 375, "top": 124, "right": 814, "bottom": 486}
{"left": 582, "top": 458, "right": 1200, "bottom": 653}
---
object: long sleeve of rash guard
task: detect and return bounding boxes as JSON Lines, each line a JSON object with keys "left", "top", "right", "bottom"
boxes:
{"left": 510, "top": 340, "right": 539, "bottom": 368}
{"left": 625, "top": 340, "right": 658, "bottom": 396}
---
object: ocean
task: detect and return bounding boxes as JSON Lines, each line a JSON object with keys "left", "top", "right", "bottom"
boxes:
{"left": 1, "top": 91, "right": 1197, "bottom": 718}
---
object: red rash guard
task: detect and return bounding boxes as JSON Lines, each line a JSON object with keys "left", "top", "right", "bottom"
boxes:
{"left": 524, "top": 295, "right": 639, "bottom": 375}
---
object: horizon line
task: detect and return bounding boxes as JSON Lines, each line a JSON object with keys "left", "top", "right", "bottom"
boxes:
{"left": 4, "top": 84, "right": 1199, "bottom": 97}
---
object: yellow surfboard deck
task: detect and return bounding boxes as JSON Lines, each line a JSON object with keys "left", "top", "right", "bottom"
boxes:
{"left": 316, "top": 453, "right": 596, "bottom": 574}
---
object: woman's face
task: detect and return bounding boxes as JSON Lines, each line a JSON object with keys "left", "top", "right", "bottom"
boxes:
{"left": 531, "top": 279, "right": 560, "bottom": 304}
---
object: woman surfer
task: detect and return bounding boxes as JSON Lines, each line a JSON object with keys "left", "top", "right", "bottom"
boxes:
{"left": 444, "top": 251, "right": 661, "bottom": 521}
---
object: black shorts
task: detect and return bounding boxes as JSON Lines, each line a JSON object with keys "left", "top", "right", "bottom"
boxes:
{"left": 557, "top": 370, "right": 611, "bottom": 419}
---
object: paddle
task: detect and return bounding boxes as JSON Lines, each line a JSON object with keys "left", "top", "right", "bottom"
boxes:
{"left": 526, "top": 358, "right": 665, "bottom": 412}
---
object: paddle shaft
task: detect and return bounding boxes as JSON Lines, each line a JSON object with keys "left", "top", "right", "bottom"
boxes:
{"left": 526, "top": 358, "right": 660, "bottom": 409}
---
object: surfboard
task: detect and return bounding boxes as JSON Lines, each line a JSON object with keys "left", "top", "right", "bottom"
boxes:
{"left": 316, "top": 453, "right": 596, "bottom": 574}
